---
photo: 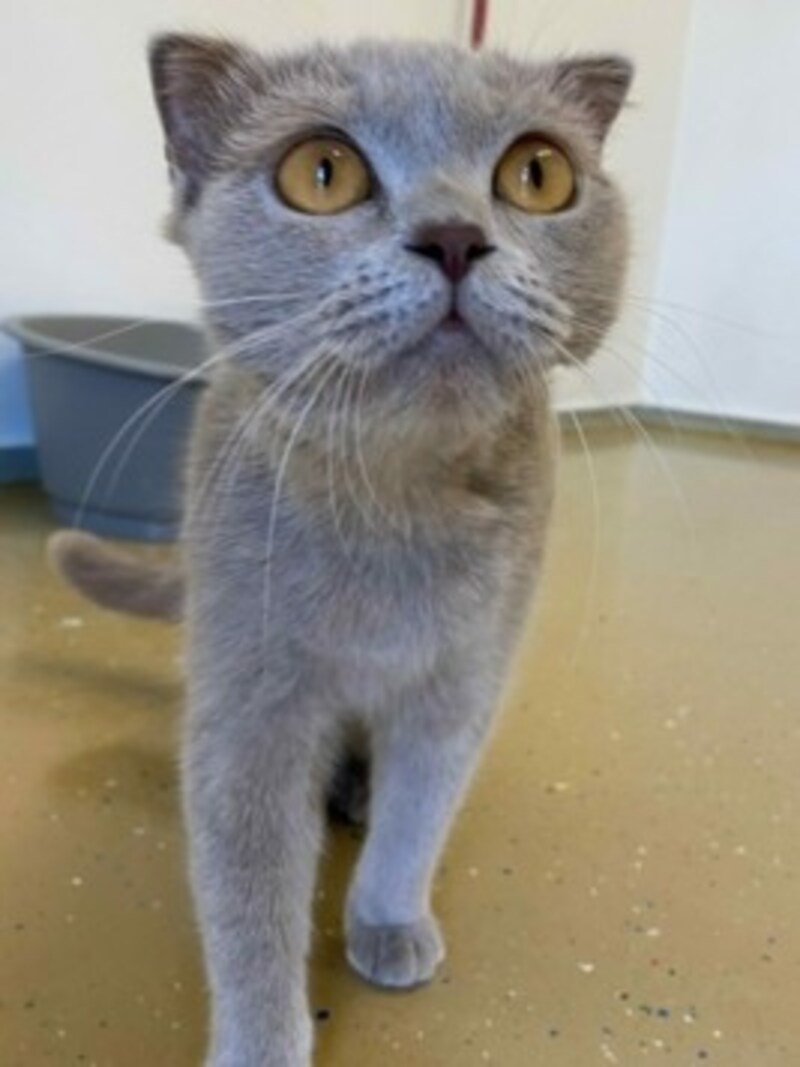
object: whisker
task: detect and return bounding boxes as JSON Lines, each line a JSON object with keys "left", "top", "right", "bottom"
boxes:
{"left": 351, "top": 362, "right": 408, "bottom": 536}
{"left": 74, "top": 344, "right": 235, "bottom": 531}
{"left": 21, "top": 317, "right": 186, "bottom": 361}
{"left": 565, "top": 409, "right": 602, "bottom": 671}
{"left": 193, "top": 343, "right": 345, "bottom": 540}
{"left": 79, "top": 301, "right": 335, "bottom": 530}
{"left": 565, "top": 314, "right": 708, "bottom": 450}
{"left": 549, "top": 336, "right": 700, "bottom": 568}
{"left": 567, "top": 307, "right": 760, "bottom": 469}
{"left": 567, "top": 281, "right": 796, "bottom": 342}
{"left": 261, "top": 355, "right": 342, "bottom": 638}
{"left": 325, "top": 361, "right": 360, "bottom": 559}
{"left": 336, "top": 361, "right": 381, "bottom": 535}
{"left": 191, "top": 391, "right": 268, "bottom": 528}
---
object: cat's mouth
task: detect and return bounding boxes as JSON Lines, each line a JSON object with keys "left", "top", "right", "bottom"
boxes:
{"left": 437, "top": 291, "right": 475, "bottom": 333}
{"left": 440, "top": 307, "right": 467, "bottom": 331}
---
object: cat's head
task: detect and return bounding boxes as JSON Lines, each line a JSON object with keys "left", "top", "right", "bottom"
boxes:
{"left": 150, "top": 36, "right": 632, "bottom": 444}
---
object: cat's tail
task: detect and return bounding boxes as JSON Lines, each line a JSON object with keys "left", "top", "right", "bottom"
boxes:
{"left": 47, "top": 531, "right": 184, "bottom": 622}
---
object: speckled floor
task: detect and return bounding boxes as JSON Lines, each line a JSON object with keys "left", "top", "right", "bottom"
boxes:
{"left": 1, "top": 423, "right": 798, "bottom": 1067}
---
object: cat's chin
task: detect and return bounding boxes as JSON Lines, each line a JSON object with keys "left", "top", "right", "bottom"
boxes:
{"left": 404, "top": 321, "right": 493, "bottom": 374}
{"left": 387, "top": 325, "right": 514, "bottom": 436}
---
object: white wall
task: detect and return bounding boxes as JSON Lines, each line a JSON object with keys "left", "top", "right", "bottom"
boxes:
{"left": 0, "top": 0, "right": 692, "bottom": 447}
{"left": 644, "top": 0, "right": 800, "bottom": 425}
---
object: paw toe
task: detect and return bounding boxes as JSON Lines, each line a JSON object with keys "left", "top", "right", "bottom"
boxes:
{"left": 346, "top": 915, "right": 444, "bottom": 989}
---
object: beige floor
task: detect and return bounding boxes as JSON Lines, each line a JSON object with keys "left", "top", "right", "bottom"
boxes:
{"left": 1, "top": 424, "right": 798, "bottom": 1067}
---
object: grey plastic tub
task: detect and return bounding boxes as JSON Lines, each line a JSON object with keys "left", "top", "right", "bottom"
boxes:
{"left": 8, "top": 315, "right": 209, "bottom": 541}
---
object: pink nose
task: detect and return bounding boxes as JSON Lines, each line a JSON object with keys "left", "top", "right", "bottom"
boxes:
{"left": 406, "top": 223, "right": 494, "bottom": 283}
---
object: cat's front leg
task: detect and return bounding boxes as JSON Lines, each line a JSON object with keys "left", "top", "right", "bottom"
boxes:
{"left": 345, "top": 670, "right": 496, "bottom": 989}
{"left": 184, "top": 675, "right": 325, "bottom": 1067}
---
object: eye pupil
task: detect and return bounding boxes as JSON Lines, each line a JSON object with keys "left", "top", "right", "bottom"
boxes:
{"left": 315, "top": 157, "right": 335, "bottom": 189}
{"left": 495, "top": 137, "right": 574, "bottom": 214}
{"left": 526, "top": 157, "right": 545, "bottom": 189}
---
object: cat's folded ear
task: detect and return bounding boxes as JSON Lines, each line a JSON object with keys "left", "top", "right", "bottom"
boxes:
{"left": 148, "top": 34, "right": 265, "bottom": 209}
{"left": 548, "top": 54, "right": 634, "bottom": 143}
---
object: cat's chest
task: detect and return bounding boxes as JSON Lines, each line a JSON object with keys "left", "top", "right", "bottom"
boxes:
{"left": 288, "top": 521, "right": 507, "bottom": 688}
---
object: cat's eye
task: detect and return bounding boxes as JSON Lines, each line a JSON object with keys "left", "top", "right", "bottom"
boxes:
{"left": 494, "top": 136, "right": 576, "bottom": 215}
{"left": 276, "top": 137, "right": 371, "bottom": 215}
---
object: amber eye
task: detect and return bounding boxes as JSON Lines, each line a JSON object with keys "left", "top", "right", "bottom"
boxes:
{"left": 494, "top": 136, "right": 576, "bottom": 214}
{"left": 276, "top": 137, "right": 371, "bottom": 215}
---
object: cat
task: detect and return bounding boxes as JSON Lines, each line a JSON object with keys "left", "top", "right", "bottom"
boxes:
{"left": 50, "top": 34, "right": 632, "bottom": 1067}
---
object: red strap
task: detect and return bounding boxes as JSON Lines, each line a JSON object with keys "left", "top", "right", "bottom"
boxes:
{"left": 471, "top": 0, "right": 489, "bottom": 50}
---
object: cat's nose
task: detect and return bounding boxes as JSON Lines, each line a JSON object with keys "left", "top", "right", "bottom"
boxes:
{"left": 406, "top": 223, "right": 495, "bottom": 283}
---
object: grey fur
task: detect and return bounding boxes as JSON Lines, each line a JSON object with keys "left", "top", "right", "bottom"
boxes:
{"left": 66, "top": 36, "right": 633, "bottom": 1066}
{"left": 48, "top": 531, "right": 183, "bottom": 620}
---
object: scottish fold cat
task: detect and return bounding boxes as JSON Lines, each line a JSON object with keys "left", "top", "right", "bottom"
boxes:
{"left": 52, "top": 34, "right": 632, "bottom": 1066}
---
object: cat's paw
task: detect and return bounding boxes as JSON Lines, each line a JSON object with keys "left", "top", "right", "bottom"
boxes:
{"left": 346, "top": 914, "right": 445, "bottom": 989}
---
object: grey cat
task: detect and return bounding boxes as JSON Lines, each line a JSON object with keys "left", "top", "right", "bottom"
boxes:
{"left": 51, "top": 34, "right": 632, "bottom": 1067}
